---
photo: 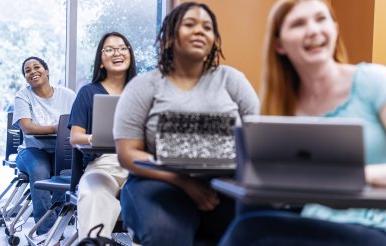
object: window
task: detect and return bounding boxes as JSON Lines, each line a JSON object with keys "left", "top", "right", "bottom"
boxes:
{"left": 75, "top": 0, "right": 165, "bottom": 89}
{"left": 0, "top": 0, "right": 168, "bottom": 156}
{"left": 0, "top": 0, "right": 66, "bottom": 155}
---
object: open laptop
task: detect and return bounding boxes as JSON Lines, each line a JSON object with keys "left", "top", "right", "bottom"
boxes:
{"left": 135, "top": 112, "right": 237, "bottom": 174}
{"left": 91, "top": 94, "right": 119, "bottom": 147}
{"left": 237, "top": 115, "right": 366, "bottom": 193}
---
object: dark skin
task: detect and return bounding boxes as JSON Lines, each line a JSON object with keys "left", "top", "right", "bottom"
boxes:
{"left": 19, "top": 59, "right": 57, "bottom": 135}
{"left": 115, "top": 6, "right": 220, "bottom": 211}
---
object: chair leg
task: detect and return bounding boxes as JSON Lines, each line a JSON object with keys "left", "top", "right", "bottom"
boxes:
{"left": 62, "top": 230, "right": 78, "bottom": 246}
{"left": 26, "top": 202, "right": 77, "bottom": 246}
{"left": 2, "top": 180, "right": 29, "bottom": 218}
{"left": 8, "top": 194, "right": 32, "bottom": 235}
{"left": 44, "top": 203, "right": 76, "bottom": 246}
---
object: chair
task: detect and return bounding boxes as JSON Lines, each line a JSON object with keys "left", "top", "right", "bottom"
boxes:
{"left": 0, "top": 112, "right": 31, "bottom": 246}
{"left": 3, "top": 112, "right": 23, "bottom": 169}
{"left": 0, "top": 112, "right": 25, "bottom": 205}
{"left": 67, "top": 145, "right": 133, "bottom": 245}
{"left": 25, "top": 114, "right": 76, "bottom": 246}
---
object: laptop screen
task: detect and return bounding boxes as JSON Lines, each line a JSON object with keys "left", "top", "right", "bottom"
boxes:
{"left": 155, "top": 112, "right": 236, "bottom": 164}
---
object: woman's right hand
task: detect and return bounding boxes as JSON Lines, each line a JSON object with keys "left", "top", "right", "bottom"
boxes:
{"left": 180, "top": 177, "right": 220, "bottom": 211}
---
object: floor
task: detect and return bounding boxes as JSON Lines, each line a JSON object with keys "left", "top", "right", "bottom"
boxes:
{"left": 0, "top": 165, "right": 134, "bottom": 246}
{"left": 0, "top": 165, "right": 77, "bottom": 246}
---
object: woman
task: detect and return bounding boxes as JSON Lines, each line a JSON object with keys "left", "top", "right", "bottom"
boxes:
{"left": 68, "top": 31, "right": 136, "bottom": 240}
{"left": 113, "top": 2, "right": 259, "bottom": 245}
{"left": 220, "top": 0, "right": 386, "bottom": 245}
{"left": 13, "top": 56, "right": 75, "bottom": 235}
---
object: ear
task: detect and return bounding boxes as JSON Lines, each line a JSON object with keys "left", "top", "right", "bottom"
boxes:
{"left": 275, "top": 39, "right": 286, "bottom": 55}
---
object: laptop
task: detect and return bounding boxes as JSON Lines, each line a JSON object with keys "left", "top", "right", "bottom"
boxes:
{"left": 91, "top": 94, "right": 119, "bottom": 147}
{"left": 237, "top": 115, "right": 366, "bottom": 193}
{"left": 135, "top": 112, "right": 237, "bottom": 174}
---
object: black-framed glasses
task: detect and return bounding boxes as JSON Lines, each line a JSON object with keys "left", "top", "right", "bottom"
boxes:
{"left": 101, "top": 46, "right": 129, "bottom": 56}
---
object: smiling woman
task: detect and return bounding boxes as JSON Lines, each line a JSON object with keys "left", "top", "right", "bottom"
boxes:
{"left": 113, "top": 2, "right": 259, "bottom": 245}
{"left": 220, "top": 0, "right": 386, "bottom": 245}
{"left": 13, "top": 56, "right": 75, "bottom": 235}
{"left": 68, "top": 32, "right": 137, "bottom": 240}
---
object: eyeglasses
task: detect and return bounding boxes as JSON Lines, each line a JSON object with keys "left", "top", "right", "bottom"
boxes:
{"left": 101, "top": 46, "right": 129, "bottom": 56}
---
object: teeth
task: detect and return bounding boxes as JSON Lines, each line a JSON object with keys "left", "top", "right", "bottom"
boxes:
{"left": 305, "top": 39, "right": 325, "bottom": 50}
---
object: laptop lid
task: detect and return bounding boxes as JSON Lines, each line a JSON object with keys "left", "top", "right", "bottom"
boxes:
{"left": 155, "top": 112, "right": 236, "bottom": 166}
{"left": 91, "top": 94, "right": 119, "bottom": 147}
{"left": 237, "top": 115, "right": 366, "bottom": 192}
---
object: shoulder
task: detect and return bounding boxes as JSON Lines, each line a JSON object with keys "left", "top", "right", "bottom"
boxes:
{"left": 353, "top": 63, "right": 386, "bottom": 104}
{"left": 355, "top": 63, "right": 386, "bottom": 84}
{"left": 15, "top": 86, "right": 33, "bottom": 100}
{"left": 125, "top": 69, "right": 161, "bottom": 91}
{"left": 54, "top": 86, "right": 76, "bottom": 96}
{"left": 210, "top": 65, "right": 245, "bottom": 78}
{"left": 76, "top": 82, "right": 102, "bottom": 97}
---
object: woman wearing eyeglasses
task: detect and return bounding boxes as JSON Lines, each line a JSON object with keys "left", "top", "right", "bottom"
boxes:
{"left": 68, "top": 31, "right": 137, "bottom": 240}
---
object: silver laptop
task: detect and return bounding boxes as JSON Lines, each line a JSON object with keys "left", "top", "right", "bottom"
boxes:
{"left": 237, "top": 115, "right": 365, "bottom": 193}
{"left": 154, "top": 112, "right": 237, "bottom": 170}
{"left": 91, "top": 94, "right": 119, "bottom": 147}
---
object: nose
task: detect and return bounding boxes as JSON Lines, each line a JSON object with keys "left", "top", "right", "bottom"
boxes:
{"left": 305, "top": 20, "right": 320, "bottom": 36}
{"left": 193, "top": 24, "right": 205, "bottom": 35}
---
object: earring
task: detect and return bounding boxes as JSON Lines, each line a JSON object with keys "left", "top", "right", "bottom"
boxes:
{"left": 100, "top": 64, "right": 104, "bottom": 69}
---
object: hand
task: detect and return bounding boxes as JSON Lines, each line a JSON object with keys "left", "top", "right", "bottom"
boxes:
{"left": 180, "top": 177, "right": 220, "bottom": 211}
{"left": 365, "top": 164, "right": 386, "bottom": 187}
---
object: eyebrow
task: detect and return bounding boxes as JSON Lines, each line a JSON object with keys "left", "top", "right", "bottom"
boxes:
{"left": 182, "top": 17, "right": 212, "bottom": 24}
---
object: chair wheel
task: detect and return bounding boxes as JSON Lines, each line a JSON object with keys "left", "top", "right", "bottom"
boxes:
{"left": 8, "top": 236, "right": 20, "bottom": 245}
{"left": 5, "top": 227, "right": 10, "bottom": 236}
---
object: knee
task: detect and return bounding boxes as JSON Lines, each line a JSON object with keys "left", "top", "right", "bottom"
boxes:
{"left": 78, "top": 172, "right": 119, "bottom": 200}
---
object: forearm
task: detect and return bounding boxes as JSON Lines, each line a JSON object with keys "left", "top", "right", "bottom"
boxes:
{"left": 21, "top": 122, "right": 56, "bottom": 135}
{"left": 70, "top": 132, "right": 91, "bottom": 145}
{"left": 117, "top": 144, "right": 186, "bottom": 187}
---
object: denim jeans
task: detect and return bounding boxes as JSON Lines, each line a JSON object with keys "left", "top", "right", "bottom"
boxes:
{"left": 16, "top": 148, "right": 63, "bottom": 235}
{"left": 219, "top": 211, "right": 386, "bottom": 246}
{"left": 120, "top": 176, "right": 235, "bottom": 246}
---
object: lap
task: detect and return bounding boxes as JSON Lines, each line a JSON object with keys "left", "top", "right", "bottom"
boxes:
{"left": 220, "top": 211, "right": 386, "bottom": 246}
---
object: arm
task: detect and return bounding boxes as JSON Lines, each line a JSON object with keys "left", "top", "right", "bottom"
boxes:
{"left": 70, "top": 125, "right": 92, "bottom": 145}
{"left": 225, "top": 66, "right": 260, "bottom": 116}
{"left": 19, "top": 118, "right": 57, "bottom": 135}
{"left": 116, "top": 138, "right": 219, "bottom": 211}
{"left": 13, "top": 93, "right": 57, "bottom": 135}
{"left": 365, "top": 105, "right": 386, "bottom": 186}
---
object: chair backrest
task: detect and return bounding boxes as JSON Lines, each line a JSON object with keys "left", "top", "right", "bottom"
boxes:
{"left": 54, "top": 114, "right": 72, "bottom": 176}
{"left": 4, "top": 112, "right": 22, "bottom": 161}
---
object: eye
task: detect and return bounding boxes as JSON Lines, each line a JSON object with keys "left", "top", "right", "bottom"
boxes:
{"left": 290, "top": 19, "right": 306, "bottom": 28}
{"left": 119, "top": 47, "right": 128, "bottom": 52}
{"left": 182, "top": 21, "right": 194, "bottom": 28}
{"left": 104, "top": 47, "right": 113, "bottom": 53}
{"left": 316, "top": 15, "right": 327, "bottom": 22}
{"left": 203, "top": 24, "right": 213, "bottom": 31}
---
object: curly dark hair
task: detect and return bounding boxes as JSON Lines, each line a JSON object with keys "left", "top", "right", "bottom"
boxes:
{"left": 156, "top": 2, "right": 224, "bottom": 76}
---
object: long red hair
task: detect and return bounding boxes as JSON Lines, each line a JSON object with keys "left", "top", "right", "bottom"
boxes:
{"left": 260, "top": 0, "right": 348, "bottom": 115}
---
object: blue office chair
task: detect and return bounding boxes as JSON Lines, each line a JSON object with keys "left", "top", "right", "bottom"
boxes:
{"left": 1, "top": 112, "right": 31, "bottom": 246}
{"left": 26, "top": 114, "right": 76, "bottom": 246}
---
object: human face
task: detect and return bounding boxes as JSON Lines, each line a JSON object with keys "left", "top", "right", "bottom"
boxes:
{"left": 23, "top": 59, "right": 49, "bottom": 88}
{"left": 276, "top": 0, "right": 338, "bottom": 66}
{"left": 101, "top": 35, "right": 131, "bottom": 75}
{"left": 174, "top": 6, "right": 215, "bottom": 62}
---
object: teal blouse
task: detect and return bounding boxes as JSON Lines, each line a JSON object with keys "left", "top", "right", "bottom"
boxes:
{"left": 302, "top": 63, "right": 386, "bottom": 230}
